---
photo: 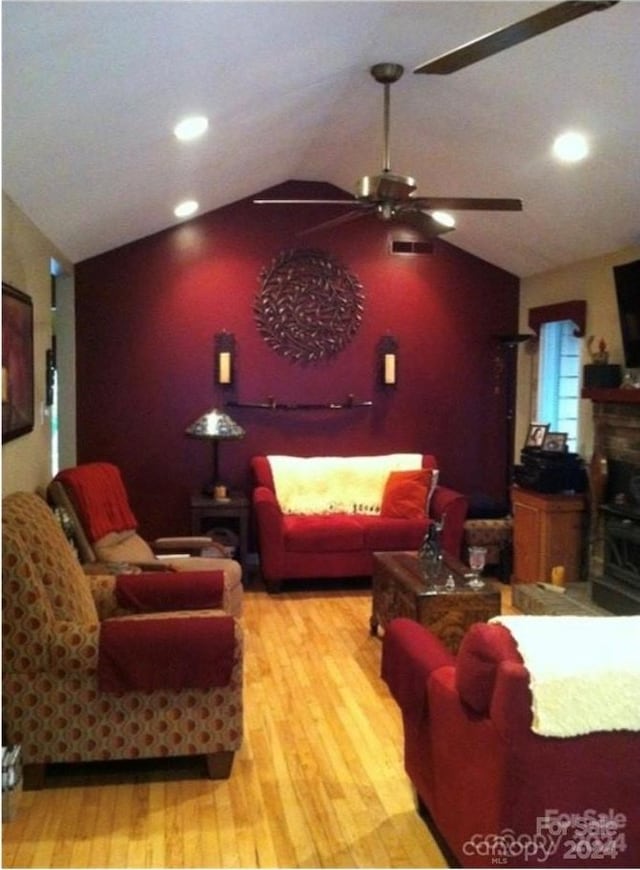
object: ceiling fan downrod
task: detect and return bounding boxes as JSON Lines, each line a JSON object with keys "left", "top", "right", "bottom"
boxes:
{"left": 370, "top": 63, "right": 404, "bottom": 174}
{"left": 357, "top": 63, "right": 417, "bottom": 202}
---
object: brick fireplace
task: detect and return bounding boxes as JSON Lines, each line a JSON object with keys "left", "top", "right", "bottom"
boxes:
{"left": 584, "top": 388, "right": 640, "bottom": 614}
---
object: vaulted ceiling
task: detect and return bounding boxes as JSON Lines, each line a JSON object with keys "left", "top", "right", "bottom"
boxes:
{"left": 3, "top": 1, "right": 639, "bottom": 276}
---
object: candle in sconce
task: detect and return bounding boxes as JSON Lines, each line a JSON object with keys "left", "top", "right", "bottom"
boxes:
{"left": 384, "top": 353, "right": 396, "bottom": 385}
{"left": 218, "top": 351, "right": 232, "bottom": 385}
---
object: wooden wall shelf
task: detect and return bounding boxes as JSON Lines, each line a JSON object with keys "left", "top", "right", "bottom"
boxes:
{"left": 227, "top": 395, "right": 372, "bottom": 411}
{"left": 581, "top": 388, "right": 640, "bottom": 404}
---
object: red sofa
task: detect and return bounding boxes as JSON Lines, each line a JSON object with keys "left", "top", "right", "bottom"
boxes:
{"left": 251, "top": 454, "right": 468, "bottom": 592}
{"left": 381, "top": 618, "right": 640, "bottom": 868}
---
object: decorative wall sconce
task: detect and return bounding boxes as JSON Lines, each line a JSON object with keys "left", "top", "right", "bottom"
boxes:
{"left": 215, "top": 331, "right": 235, "bottom": 387}
{"left": 378, "top": 335, "right": 399, "bottom": 387}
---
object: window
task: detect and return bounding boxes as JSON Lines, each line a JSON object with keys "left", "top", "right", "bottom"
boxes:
{"left": 537, "top": 319, "right": 580, "bottom": 452}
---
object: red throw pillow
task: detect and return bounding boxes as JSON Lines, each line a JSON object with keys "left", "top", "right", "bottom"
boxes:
{"left": 456, "top": 623, "right": 523, "bottom": 714}
{"left": 380, "top": 469, "right": 434, "bottom": 519}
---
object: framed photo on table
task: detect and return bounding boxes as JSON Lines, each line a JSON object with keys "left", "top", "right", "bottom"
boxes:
{"left": 542, "top": 431, "right": 568, "bottom": 453}
{"left": 524, "top": 422, "right": 548, "bottom": 448}
{"left": 2, "top": 283, "right": 34, "bottom": 443}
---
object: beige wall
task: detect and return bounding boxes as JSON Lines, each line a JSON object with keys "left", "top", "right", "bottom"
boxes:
{"left": 2, "top": 192, "right": 73, "bottom": 496}
{"left": 515, "top": 244, "right": 640, "bottom": 463}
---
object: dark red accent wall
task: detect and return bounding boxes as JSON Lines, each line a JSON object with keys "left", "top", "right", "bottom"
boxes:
{"left": 75, "top": 181, "right": 519, "bottom": 540}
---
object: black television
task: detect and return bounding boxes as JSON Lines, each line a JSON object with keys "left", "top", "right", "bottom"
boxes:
{"left": 613, "top": 258, "right": 640, "bottom": 368}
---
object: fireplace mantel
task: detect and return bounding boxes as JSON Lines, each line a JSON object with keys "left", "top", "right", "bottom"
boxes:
{"left": 582, "top": 388, "right": 640, "bottom": 404}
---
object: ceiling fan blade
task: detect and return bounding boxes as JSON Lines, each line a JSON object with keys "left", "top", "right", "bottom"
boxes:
{"left": 394, "top": 208, "right": 454, "bottom": 238}
{"left": 414, "top": 1, "right": 618, "bottom": 75}
{"left": 296, "top": 208, "right": 372, "bottom": 237}
{"left": 412, "top": 197, "right": 523, "bottom": 212}
{"left": 254, "top": 198, "right": 360, "bottom": 206}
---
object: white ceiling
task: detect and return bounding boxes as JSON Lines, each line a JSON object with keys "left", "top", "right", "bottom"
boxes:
{"left": 3, "top": 1, "right": 639, "bottom": 277}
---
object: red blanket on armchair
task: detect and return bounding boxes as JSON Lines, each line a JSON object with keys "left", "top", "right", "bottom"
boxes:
{"left": 98, "top": 614, "right": 235, "bottom": 692}
{"left": 55, "top": 462, "right": 138, "bottom": 542}
{"left": 115, "top": 571, "right": 224, "bottom": 612}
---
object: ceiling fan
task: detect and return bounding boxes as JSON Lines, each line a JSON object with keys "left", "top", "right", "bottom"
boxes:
{"left": 254, "top": 61, "right": 523, "bottom": 241}
{"left": 254, "top": 2, "right": 620, "bottom": 241}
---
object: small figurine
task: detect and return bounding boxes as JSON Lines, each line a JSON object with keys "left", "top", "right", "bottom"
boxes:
{"left": 587, "top": 336, "right": 609, "bottom": 365}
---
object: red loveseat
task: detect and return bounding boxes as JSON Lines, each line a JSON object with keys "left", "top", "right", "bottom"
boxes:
{"left": 381, "top": 618, "right": 640, "bottom": 868}
{"left": 251, "top": 454, "right": 468, "bottom": 592}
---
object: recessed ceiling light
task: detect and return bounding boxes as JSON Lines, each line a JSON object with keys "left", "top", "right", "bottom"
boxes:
{"left": 432, "top": 210, "right": 456, "bottom": 228}
{"left": 174, "top": 200, "right": 199, "bottom": 219}
{"left": 552, "top": 131, "right": 589, "bottom": 163}
{"left": 174, "top": 115, "right": 208, "bottom": 141}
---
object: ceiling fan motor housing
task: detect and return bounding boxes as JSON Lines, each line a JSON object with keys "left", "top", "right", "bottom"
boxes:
{"left": 356, "top": 172, "right": 417, "bottom": 202}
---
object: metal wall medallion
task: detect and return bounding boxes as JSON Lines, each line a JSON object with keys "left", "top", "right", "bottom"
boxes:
{"left": 254, "top": 249, "right": 364, "bottom": 363}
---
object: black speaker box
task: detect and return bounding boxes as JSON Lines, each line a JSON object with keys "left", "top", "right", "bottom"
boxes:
{"left": 583, "top": 364, "right": 621, "bottom": 389}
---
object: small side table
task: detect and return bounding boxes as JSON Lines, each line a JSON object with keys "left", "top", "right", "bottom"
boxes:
{"left": 190, "top": 494, "right": 250, "bottom": 576}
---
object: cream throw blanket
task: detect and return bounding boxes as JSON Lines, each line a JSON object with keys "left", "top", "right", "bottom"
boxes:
{"left": 492, "top": 615, "right": 640, "bottom": 738}
{"left": 268, "top": 454, "right": 423, "bottom": 515}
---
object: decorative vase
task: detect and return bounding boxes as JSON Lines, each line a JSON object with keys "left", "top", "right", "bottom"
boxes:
{"left": 419, "top": 515, "right": 445, "bottom": 581}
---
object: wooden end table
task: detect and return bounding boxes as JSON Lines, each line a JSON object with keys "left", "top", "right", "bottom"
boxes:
{"left": 190, "top": 493, "right": 250, "bottom": 575}
{"left": 370, "top": 551, "right": 502, "bottom": 653}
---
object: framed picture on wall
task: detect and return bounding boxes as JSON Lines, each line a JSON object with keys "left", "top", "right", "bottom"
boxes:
{"left": 524, "top": 422, "right": 548, "bottom": 449}
{"left": 2, "top": 282, "right": 34, "bottom": 443}
{"left": 542, "top": 431, "right": 568, "bottom": 453}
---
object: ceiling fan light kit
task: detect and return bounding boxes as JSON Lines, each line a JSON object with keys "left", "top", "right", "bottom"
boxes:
{"left": 396, "top": 208, "right": 455, "bottom": 239}
{"left": 432, "top": 211, "right": 456, "bottom": 229}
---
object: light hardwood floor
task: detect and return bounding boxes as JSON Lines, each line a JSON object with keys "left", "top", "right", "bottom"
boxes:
{"left": 2, "top": 580, "right": 517, "bottom": 869}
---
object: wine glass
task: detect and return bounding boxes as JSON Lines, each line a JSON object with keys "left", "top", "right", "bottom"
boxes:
{"left": 467, "top": 546, "right": 487, "bottom": 589}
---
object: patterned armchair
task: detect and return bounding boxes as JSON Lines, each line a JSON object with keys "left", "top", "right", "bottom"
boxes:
{"left": 2, "top": 492, "right": 243, "bottom": 787}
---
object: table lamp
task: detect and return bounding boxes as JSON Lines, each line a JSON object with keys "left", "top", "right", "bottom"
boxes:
{"left": 185, "top": 407, "right": 245, "bottom": 498}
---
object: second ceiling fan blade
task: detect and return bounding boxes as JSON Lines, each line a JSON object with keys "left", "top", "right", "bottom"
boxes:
{"left": 412, "top": 197, "right": 523, "bottom": 211}
{"left": 395, "top": 208, "right": 454, "bottom": 238}
{"left": 296, "top": 208, "right": 372, "bottom": 237}
{"left": 254, "top": 198, "right": 358, "bottom": 206}
{"left": 414, "top": 1, "right": 618, "bottom": 75}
